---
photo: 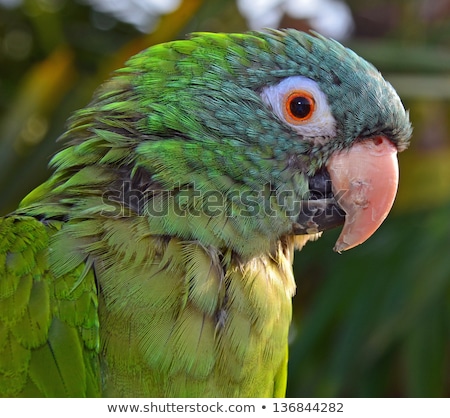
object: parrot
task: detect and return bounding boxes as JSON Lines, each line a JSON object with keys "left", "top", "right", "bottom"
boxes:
{"left": 0, "top": 29, "right": 412, "bottom": 397}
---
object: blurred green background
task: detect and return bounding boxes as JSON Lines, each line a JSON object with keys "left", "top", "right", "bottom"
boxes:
{"left": 0, "top": 0, "right": 449, "bottom": 397}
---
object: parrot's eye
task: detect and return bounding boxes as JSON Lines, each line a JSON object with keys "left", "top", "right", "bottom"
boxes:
{"left": 285, "top": 92, "right": 316, "bottom": 123}
{"left": 260, "top": 75, "right": 336, "bottom": 139}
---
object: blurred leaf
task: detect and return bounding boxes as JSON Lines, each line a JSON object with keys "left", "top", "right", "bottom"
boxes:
{"left": 104, "top": 0, "right": 205, "bottom": 73}
{"left": 288, "top": 203, "right": 450, "bottom": 397}
{"left": 396, "top": 149, "right": 450, "bottom": 212}
{"left": 0, "top": 46, "right": 76, "bottom": 210}
{"left": 349, "top": 41, "right": 450, "bottom": 74}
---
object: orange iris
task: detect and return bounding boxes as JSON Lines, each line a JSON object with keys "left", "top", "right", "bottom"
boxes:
{"left": 284, "top": 91, "right": 316, "bottom": 123}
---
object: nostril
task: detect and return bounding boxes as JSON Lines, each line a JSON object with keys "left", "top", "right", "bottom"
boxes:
{"left": 373, "top": 136, "right": 384, "bottom": 146}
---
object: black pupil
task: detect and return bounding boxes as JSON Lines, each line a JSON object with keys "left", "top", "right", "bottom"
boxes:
{"left": 289, "top": 96, "right": 312, "bottom": 119}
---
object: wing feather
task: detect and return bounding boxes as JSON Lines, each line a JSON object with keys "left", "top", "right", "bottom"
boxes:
{"left": 0, "top": 216, "right": 101, "bottom": 397}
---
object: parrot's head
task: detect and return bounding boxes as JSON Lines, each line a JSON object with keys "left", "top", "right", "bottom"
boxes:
{"left": 40, "top": 30, "right": 412, "bottom": 257}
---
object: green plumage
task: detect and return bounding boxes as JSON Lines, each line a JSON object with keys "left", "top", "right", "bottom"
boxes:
{"left": 0, "top": 30, "right": 411, "bottom": 397}
{"left": 0, "top": 216, "right": 100, "bottom": 396}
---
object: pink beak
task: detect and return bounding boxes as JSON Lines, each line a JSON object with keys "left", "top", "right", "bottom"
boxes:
{"left": 326, "top": 136, "right": 399, "bottom": 253}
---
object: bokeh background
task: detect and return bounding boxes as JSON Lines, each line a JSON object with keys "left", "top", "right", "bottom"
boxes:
{"left": 0, "top": 0, "right": 449, "bottom": 397}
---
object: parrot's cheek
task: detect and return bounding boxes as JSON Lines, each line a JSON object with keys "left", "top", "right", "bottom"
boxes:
{"left": 326, "top": 136, "right": 399, "bottom": 252}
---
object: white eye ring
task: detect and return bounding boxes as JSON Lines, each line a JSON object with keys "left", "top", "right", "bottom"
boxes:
{"left": 261, "top": 76, "right": 336, "bottom": 138}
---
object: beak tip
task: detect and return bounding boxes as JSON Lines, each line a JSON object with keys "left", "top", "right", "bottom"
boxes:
{"left": 333, "top": 239, "right": 357, "bottom": 253}
{"left": 333, "top": 242, "right": 346, "bottom": 253}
